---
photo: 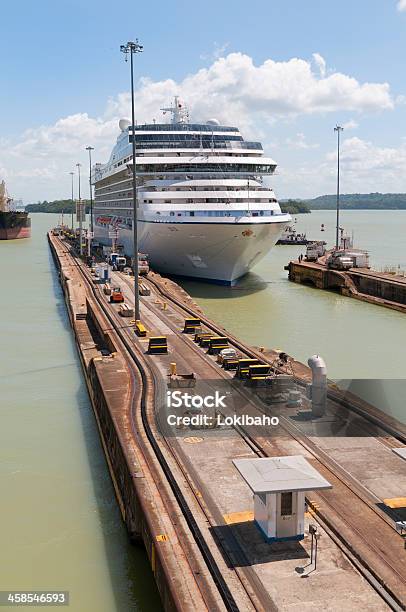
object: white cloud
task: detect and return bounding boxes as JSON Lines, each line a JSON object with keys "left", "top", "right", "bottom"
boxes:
{"left": 312, "top": 53, "right": 326, "bottom": 78}
{"left": 277, "top": 136, "right": 406, "bottom": 198}
{"left": 0, "top": 52, "right": 396, "bottom": 201}
{"left": 342, "top": 119, "right": 358, "bottom": 130}
{"left": 2, "top": 114, "right": 118, "bottom": 200}
{"left": 397, "top": 0, "right": 406, "bottom": 11}
{"left": 333, "top": 136, "right": 406, "bottom": 179}
{"left": 109, "top": 52, "right": 393, "bottom": 129}
{"left": 285, "top": 132, "right": 319, "bottom": 149}
{"left": 200, "top": 41, "right": 230, "bottom": 61}
{"left": 10, "top": 114, "right": 117, "bottom": 159}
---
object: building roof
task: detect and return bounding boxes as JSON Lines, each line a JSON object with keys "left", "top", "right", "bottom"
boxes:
{"left": 393, "top": 447, "right": 406, "bottom": 461}
{"left": 233, "top": 455, "right": 332, "bottom": 494}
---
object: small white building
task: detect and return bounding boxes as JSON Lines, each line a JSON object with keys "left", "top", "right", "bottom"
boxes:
{"left": 233, "top": 456, "right": 332, "bottom": 543}
{"left": 95, "top": 262, "right": 111, "bottom": 283}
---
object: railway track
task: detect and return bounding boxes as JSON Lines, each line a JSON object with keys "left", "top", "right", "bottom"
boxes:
{"left": 53, "top": 237, "right": 406, "bottom": 610}
{"left": 116, "top": 270, "right": 406, "bottom": 611}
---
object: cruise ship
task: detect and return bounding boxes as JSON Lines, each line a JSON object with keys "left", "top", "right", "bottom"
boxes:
{"left": 93, "top": 97, "right": 291, "bottom": 284}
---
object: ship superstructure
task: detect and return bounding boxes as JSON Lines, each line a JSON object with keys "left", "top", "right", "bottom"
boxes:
{"left": 0, "top": 180, "right": 30, "bottom": 240}
{"left": 93, "top": 97, "right": 290, "bottom": 284}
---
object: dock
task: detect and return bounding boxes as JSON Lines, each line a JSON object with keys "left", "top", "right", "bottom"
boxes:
{"left": 49, "top": 231, "right": 406, "bottom": 611}
{"left": 287, "top": 258, "right": 406, "bottom": 313}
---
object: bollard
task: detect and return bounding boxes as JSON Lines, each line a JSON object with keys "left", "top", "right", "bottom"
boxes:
{"left": 163, "top": 302, "right": 167, "bottom": 311}
{"left": 307, "top": 355, "right": 327, "bottom": 417}
{"left": 259, "top": 346, "right": 265, "bottom": 353}
{"left": 170, "top": 362, "right": 177, "bottom": 376}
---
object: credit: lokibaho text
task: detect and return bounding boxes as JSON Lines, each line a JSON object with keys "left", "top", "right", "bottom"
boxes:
{"left": 166, "top": 391, "right": 280, "bottom": 427}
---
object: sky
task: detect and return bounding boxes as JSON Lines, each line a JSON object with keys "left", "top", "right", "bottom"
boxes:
{"left": 1, "top": 0, "right": 406, "bottom": 202}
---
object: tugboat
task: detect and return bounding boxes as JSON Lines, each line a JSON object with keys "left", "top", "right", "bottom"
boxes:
{"left": 277, "top": 225, "right": 309, "bottom": 245}
{"left": 0, "top": 180, "right": 31, "bottom": 240}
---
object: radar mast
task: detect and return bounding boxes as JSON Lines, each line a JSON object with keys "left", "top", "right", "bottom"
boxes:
{"left": 160, "top": 96, "right": 189, "bottom": 124}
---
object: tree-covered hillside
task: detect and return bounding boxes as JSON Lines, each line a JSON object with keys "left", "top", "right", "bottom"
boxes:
{"left": 305, "top": 193, "right": 406, "bottom": 209}
{"left": 25, "top": 200, "right": 90, "bottom": 213}
{"left": 279, "top": 200, "right": 311, "bottom": 214}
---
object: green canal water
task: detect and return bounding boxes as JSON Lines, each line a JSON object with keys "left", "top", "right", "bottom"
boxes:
{"left": 179, "top": 209, "right": 406, "bottom": 424}
{"left": 0, "top": 214, "right": 161, "bottom": 612}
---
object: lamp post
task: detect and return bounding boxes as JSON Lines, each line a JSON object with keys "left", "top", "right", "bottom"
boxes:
{"left": 120, "top": 39, "right": 143, "bottom": 321}
{"left": 334, "top": 125, "right": 344, "bottom": 250}
{"left": 69, "top": 171, "right": 74, "bottom": 231}
{"left": 76, "top": 162, "right": 83, "bottom": 256}
{"left": 86, "top": 146, "right": 94, "bottom": 258}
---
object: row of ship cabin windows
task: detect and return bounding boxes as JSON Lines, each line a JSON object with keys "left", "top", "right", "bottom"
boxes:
{"left": 144, "top": 198, "right": 278, "bottom": 204}
{"left": 95, "top": 209, "right": 278, "bottom": 218}
{"left": 129, "top": 133, "right": 244, "bottom": 142}
{"left": 111, "top": 151, "right": 262, "bottom": 169}
{"left": 162, "top": 210, "right": 278, "bottom": 217}
{"left": 96, "top": 185, "right": 271, "bottom": 195}
{"left": 130, "top": 123, "right": 238, "bottom": 132}
{"left": 96, "top": 199, "right": 278, "bottom": 207}
{"left": 104, "top": 164, "right": 276, "bottom": 173}
{"left": 134, "top": 151, "right": 260, "bottom": 158}
{"left": 127, "top": 142, "right": 262, "bottom": 151}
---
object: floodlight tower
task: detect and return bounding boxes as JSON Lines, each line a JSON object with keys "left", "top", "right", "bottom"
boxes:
{"left": 120, "top": 39, "right": 143, "bottom": 321}
{"left": 334, "top": 125, "right": 344, "bottom": 250}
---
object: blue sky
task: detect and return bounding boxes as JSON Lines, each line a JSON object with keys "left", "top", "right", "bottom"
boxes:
{"left": 1, "top": 0, "right": 406, "bottom": 201}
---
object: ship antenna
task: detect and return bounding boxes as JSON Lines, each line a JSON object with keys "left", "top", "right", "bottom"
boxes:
{"left": 160, "top": 96, "right": 189, "bottom": 124}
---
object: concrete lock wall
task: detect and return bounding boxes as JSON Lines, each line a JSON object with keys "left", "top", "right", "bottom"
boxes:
{"left": 289, "top": 263, "right": 327, "bottom": 289}
{"left": 88, "top": 360, "right": 142, "bottom": 539}
{"left": 350, "top": 274, "right": 406, "bottom": 305}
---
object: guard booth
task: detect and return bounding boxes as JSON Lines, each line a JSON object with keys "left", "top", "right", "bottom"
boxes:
{"left": 233, "top": 456, "right": 332, "bottom": 542}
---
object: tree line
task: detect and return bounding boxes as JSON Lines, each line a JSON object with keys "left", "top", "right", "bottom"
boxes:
{"left": 25, "top": 200, "right": 90, "bottom": 213}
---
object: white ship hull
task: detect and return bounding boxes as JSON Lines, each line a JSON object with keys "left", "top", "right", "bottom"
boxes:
{"left": 95, "top": 218, "right": 288, "bottom": 284}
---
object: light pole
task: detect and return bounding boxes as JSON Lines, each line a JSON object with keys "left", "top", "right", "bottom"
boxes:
{"left": 86, "top": 146, "right": 94, "bottom": 258}
{"left": 69, "top": 171, "right": 74, "bottom": 231}
{"left": 76, "top": 162, "right": 83, "bottom": 255}
{"left": 120, "top": 39, "right": 143, "bottom": 321}
{"left": 334, "top": 125, "right": 344, "bottom": 250}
